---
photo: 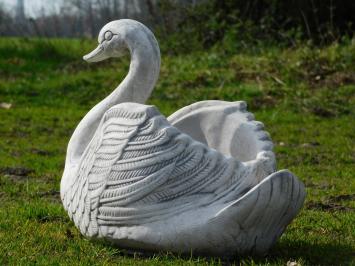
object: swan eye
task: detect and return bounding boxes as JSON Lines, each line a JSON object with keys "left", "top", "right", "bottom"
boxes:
{"left": 104, "top": 31, "right": 113, "bottom": 41}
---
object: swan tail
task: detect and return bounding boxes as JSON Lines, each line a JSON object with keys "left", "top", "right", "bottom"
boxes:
{"left": 211, "top": 170, "right": 306, "bottom": 255}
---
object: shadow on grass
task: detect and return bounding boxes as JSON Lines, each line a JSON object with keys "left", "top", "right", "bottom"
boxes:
{"left": 95, "top": 238, "right": 354, "bottom": 265}
{"left": 253, "top": 239, "right": 355, "bottom": 265}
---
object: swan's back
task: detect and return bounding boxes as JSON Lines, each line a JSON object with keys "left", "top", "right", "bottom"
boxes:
{"left": 62, "top": 103, "right": 266, "bottom": 238}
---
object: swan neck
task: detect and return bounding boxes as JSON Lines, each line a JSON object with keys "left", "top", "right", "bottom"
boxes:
{"left": 66, "top": 25, "right": 160, "bottom": 168}
{"left": 110, "top": 30, "right": 161, "bottom": 105}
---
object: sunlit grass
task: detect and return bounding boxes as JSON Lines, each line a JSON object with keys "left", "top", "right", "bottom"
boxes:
{"left": 0, "top": 37, "right": 354, "bottom": 265}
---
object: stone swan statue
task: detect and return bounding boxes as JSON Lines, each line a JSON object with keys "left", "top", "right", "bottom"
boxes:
{"left": 61, "top": 19, "right": 305, "bottom": 256}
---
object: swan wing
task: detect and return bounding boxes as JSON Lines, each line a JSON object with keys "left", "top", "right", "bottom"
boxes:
{"left": 71, "top": 102, "right": 243, "bottom": 234}
{"left": 168, "top": 100, "right": 274, "bottom": 162}
{"left": 61, "top": 103, "right": 149, "bottom": 236}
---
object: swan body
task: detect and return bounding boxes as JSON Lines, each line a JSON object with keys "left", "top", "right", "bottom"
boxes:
{"left": 61, "top": 19, "right": 305, "bottom": 256}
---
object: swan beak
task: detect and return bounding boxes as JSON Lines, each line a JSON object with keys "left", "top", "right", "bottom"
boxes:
{"left": 83, "top": 45, "right": 109, "bottom": 63}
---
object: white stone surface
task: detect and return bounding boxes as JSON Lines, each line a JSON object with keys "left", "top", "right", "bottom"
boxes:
{"left": 61, "top": 19, "right": 306, "bottom": 256}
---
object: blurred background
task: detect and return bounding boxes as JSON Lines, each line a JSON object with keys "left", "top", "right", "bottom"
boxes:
{"left": 1, "top": 0, "right": 355, "bottom": 48}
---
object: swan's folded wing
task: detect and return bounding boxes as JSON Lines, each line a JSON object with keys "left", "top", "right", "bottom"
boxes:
{"left": 87, "top": 103, "right": 237, "bottom": 228}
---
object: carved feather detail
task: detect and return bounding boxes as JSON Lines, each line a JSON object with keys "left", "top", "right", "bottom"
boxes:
{"left": 62, "top": 102, "right": 286, "bottom": 238}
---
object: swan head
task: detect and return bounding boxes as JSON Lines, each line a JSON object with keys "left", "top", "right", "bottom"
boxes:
{"left": 83, "top": 20, "right": 136, "bottom": 63}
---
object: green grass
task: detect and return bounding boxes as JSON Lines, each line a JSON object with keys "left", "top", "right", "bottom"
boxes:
{"left": 0, "top": 37, "right": 354, "bottom": 265}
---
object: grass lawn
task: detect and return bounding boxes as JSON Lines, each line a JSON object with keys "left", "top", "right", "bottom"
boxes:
{"left": 0, "top": 38, "right": 354, "bottom": 265}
